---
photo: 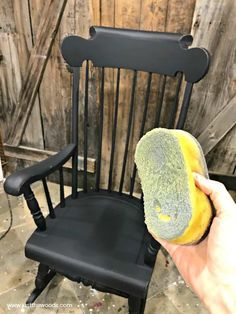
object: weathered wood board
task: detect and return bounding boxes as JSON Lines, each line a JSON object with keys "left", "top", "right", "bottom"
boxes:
{"left": 1, "top": 0, "right": 235, "bottom": 193}
{"left": 187, "top": 0, "right": 236, "bottom": 174}
{"left": 4, "top": 144, "right": 96, "bottom": 173}
{"left": 6, "top": 0, "right": 68, "bottom": 146}
{"left": 0, "top": 0, "right": 44, "bottom": 149}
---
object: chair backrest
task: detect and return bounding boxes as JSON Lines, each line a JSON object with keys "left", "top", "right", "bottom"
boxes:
{"left": 61, "top": 26, "right": 210, "bottom": 197}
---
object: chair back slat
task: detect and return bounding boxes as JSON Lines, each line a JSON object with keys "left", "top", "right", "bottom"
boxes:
{"left": 95, "top": 67, "right": 105, "bottom": 192}
{"left": 71, "top": 68, "right": 80, "bottom": 198}
{"left": 176, "top": 82, "right": 193, "bottom": 129}
{"left": 59, "top": 167, "right": 65, "bottom": 207}
{"left": 42, "top": 178, "right": 55, "bottom": 218}
{"left": 119, "top": 70, "right": 137, "bottom": 194}
{"left": 167, "top": 73, "right": 183, "bottom": 129}
{"left": 83, "top": 61, "right": 89, "bottom": 192}
{"left": 108, "top": 68, "right": 121, "bottom": 192}
{"left": 129, "top": 72, "right": 152, "bottom": 196}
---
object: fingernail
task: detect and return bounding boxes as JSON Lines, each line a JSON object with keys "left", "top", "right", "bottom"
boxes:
{"left": 193, "top": 172, "right": 199, "bottom": 179}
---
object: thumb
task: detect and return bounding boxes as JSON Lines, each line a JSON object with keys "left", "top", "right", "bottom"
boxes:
{"left": 193, "top": 172, "right": 236, "bottom": 218}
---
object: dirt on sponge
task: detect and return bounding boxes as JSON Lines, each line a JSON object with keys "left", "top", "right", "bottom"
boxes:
{"left": 135, "top": 128, "right": 213, "bottom": 245}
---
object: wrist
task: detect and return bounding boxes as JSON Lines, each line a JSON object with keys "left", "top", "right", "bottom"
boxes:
{"left": 202, "top": 281, "right": 236, "bottom": 314}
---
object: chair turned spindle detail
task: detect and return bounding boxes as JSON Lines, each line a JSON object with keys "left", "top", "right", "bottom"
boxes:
{"left": 23, "top": 186, "right": 46, "bottom": 231}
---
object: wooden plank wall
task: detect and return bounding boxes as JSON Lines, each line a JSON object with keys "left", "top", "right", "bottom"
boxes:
{"left": 0, "top": 0, "right": 235, "bottom": 191}
{"left": 186, "top": 0, "right": 236, "bottom": 175}
{"left": 0, "top": 0, "right": 44, "bottom": 149}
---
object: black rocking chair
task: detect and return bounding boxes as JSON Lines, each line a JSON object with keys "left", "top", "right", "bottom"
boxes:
{"left": 4, "top": 27, "right": 211, "bottom": 313}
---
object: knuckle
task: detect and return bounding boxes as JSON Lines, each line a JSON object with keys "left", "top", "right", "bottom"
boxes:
{"left": 213, "top": 181, "right": 226, "bottom": 192}
{"left": 211, "top": 181, "right": 227, "bottom": 200}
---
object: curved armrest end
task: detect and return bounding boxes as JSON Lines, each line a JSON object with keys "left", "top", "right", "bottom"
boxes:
{"left": 4, "top": 144, "right": 76, "bottom": 196}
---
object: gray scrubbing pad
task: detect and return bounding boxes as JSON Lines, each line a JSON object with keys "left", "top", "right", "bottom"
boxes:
{"left": 135, "top": 128, "right": 191, "bottom": 239}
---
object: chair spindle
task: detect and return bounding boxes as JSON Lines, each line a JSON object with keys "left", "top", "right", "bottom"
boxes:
{"left": 167, "top": 73, "right": 183, "bottom": 129}
{"left": 23, "top": 186, "right": 46, "bottom": 231}
{"left": 108, "top": 68, "right": 120, "bottom": 192}
{"left": 83, "top": 60, "right": 89, "bottom": 192}
{"left": 59, "top": 167, "right": 65, "bottom": 207}
{"left": 119, "top": 70, "right": 137, "bottom": 194}
{"left": 95, "top": 67, "right": 105, "bottom": 191}
{"left": 176, "top": 82, "right": 193, "bottom": 129}
{"left": 42, "top": 178, "right": 55, "bottom": 218}
{"left": 71, "top": 68, "right": 80, "bottom": 198}
{"left": 130, "top": 72, "right": 152, "bottom": 196}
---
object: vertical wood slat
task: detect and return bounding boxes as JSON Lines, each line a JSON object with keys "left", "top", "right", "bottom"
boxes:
{"left": 95, "top": 67, "right": 105, "bottom": 191}
{"left": 71, "top": 68, "right": 80, "bottom": 198}
{"left": 130, "top": 72, "right": 152, "bottom": 196}
{"left": 6, "top": 0, "right": 68, "bottom": 146}
{"left": 113, "top": 0, "right": 141, "bottom": 194}
{"left": 59, "top": 167, "right": 65, "bottom": 207}
{"left": 108, "top": 68, "right": 121, "bottom": 192}
{"left": 42, "top": 178, "right": 55, "bottom": 218}
{"left": 0, "top": 1, "right": 44, "bottom": 149}
{"left": 119, "top": 70, "right": 137, "bottom": 194}
{"left": 98, "top": 0, "right": 115, "bottom": 190}
{"left": 167, "top": 73, "right": 183, "bottom": 129}
{"left": 176, "top": 82, "right": 193, "bottom": 129}
{"left": 30, "top": 0, "right": 74, "bottom": 152}
{"left": 15, "top": 0, "right": 45, "bottom": 150}
{"left": 187, "top": 0, "right": 236, "bottom": 174}
{"left": 83, "top": 61, "right": 89, "bottom": 192}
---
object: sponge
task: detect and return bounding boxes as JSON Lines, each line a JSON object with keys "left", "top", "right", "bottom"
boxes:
{"left": 135, "top": 128, "right": 213, "bottom": 245}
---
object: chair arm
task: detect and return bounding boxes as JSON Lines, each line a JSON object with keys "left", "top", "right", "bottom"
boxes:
{"left": 209, "top": 171, "right": 236, "bottom": 191}
{"left": 4, "top": 144, "right": 76, "bottom": 196}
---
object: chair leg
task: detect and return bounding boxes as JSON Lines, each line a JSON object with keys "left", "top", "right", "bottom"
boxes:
{"left": 128, "top": 295, "right": 147, "bottom": 314}
{"left": 26, "top": 263, "right": 56, "bottom": 305}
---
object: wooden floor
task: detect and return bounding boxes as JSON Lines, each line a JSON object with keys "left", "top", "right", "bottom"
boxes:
{"left": 0, "top": 182, "right": 208, "bottom": 314}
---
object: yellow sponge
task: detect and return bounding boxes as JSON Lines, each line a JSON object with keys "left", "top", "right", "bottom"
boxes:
{"left": 135, "top": 128, "right": 213, "bottom": 245}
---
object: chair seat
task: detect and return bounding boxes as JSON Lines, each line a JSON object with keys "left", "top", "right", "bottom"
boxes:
{"left": 25, "top": 190, "right": 153, "bottom": 297}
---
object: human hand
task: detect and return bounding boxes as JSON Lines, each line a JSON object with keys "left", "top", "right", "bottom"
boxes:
{"left": 153, "top": 173, "right": 236, "bottom": 314}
